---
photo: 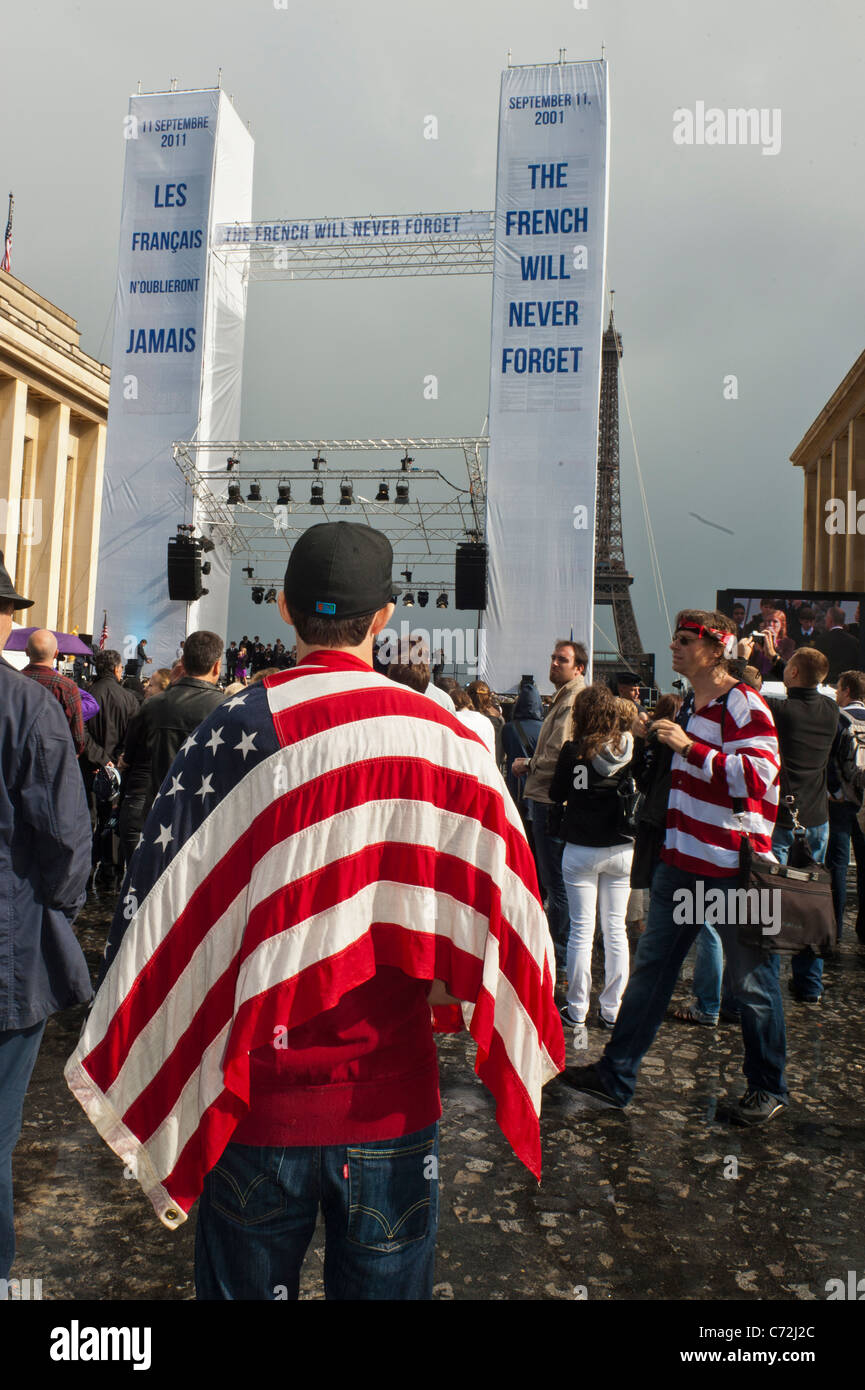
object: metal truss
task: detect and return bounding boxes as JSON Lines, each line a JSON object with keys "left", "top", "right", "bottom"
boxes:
{"left": 211, "top": 216, "right": 495, "bottom": 281}
{"left": 173, "top": 437, "right": 489, "bottom": 572}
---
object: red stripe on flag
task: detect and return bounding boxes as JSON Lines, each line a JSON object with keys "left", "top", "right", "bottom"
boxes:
{"left": 86, "top": 756, "right": 540, "bottom": 1093}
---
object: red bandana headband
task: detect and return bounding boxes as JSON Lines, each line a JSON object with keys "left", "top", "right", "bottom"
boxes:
{"left": 675, "top": 620, "right": 738, "bottom": 657}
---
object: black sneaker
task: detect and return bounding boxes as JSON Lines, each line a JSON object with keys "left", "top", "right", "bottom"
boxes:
{"left": 718, "top": 1008, "right": 741, "bottom": 1024}
{"left": 558, "top": 1003, "right": 585, "bottom": 1031}
{"left": 596, "top": 1011, "right": 616, "bottom": 1031}
{"left": 732, "top": 1090, "right": 785, "bottom": 1126}
{"left": 788, "top": 981, "right": 822, "bottom": 1005}
{"left": 557, "top": 1064, "right": 625, "bottom": 1108}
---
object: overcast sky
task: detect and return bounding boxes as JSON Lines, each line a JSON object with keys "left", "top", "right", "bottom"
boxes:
{"left": 3, "top": 0, "right": 863, "bottom": 686}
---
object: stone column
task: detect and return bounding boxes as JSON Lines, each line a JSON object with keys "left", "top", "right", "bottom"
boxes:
{"left": 802, "top": 463, "right": 818, "bottom": 587}
{"left": 57, "top": 435, "right": 78, "bottom": 633}
{"left": 29, "top": 401, "right": 70, "bottom": 628}
{"left": 815, "top": 452, "right": 832, "bottom": 588}
{"left": 0, "top": 376, "right": 28, "bottom": 582}
{"left": 68, "top": 420, "right": 106, "bottom": 634}
{"left": 830, "top": 433, "right": 849, "bottom": 589}
{"left": 846, "top": 414, "right": 865, "bottom": 591}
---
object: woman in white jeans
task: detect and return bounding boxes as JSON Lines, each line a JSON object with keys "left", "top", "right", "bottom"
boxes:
{"left": 549, "top": 686, "right": 637, "bottom": 1034}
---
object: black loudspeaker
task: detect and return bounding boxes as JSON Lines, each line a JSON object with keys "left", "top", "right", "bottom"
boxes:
{"left": 167, "top": 537, "right": 205, "bottom": 601}
{"left": 454, "top": 542, "right": 488, "bottom": 610}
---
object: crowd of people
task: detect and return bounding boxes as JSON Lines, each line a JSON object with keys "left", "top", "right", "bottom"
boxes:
{"left": 2, "top": 532, "right": 863, "bottom": 1300}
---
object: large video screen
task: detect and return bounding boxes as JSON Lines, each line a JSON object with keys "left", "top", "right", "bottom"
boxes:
{"left": 716, "top": 588, "right": 865, "bottom": 684}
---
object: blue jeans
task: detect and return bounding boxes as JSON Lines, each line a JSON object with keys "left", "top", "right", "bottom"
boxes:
{"left": 691, "top": 925, "right": 739, "bottom": 1022}
{"left": 195, "top": 1122, "right": 439, "bottom": 1300}
{"left": 597, "top": 861, "right": 787, "bottom": 1104}
{"left": 0, "top": 1022, "right": 46, "bottom": 1281}
{"left": 772, "top": 822, "right": 829, "bottom": 1001}
{"left": 826, "top": 800, "right": 865, "bottom": 941}
{"left": 528, "top": 800, "right": 568, "bottom": 971}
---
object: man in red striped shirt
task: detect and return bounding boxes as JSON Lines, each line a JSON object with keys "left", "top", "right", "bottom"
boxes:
{"left": 563, "top": 609, "right": 787, "bottom": 1125}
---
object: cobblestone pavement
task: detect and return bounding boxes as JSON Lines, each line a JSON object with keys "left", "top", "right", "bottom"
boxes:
{"left": 10, "top": 888, "right": 865, "bottom": 1301}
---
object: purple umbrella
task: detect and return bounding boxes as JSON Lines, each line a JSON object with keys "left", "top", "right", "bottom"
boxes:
{"left": 79, "top": 689, "right": 100, "bottom": 722}
{"left": 5, "top": 627, "right": 94, "bottom": 655}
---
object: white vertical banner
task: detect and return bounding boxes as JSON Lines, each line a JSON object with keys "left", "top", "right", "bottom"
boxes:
{"left": 481, "top": 61, "right": 609, "bottom": 692}
{"left": 95, "top": 89, "right": 253, "bottom": 667}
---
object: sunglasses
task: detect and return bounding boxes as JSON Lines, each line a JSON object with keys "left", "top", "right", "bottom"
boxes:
{"left": 671, "top": 632, "right": 699, "bottom": 647}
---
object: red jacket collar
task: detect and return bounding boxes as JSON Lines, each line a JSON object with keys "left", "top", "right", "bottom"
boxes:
{"left": 296, "top": 649, "right": 374, "bottom": 673}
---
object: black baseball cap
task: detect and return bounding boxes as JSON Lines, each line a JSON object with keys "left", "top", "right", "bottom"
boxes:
{"left": 283, "top": 522, "right": 395, "bottom": 619}
{"left": 616, "top": 670, "right": 641, "bottom": 685}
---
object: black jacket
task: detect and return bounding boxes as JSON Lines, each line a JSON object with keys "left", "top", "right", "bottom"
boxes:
{"left": 814, "top": 627, "right": 861, "bottom": 685}
{"left": 81, "top": 675, "right": 141, "bottom": 769}
{"left": 764, "top": 687, "right": 839, "bottom": 828}
{"left": 121, "top": 677, "right": 226, "bottom": 807}
{"left": 0, "top": 659, "right": 92, "bottom": 1028}
{"left": 549, "top": 740, "right": 633, "bottom": 847}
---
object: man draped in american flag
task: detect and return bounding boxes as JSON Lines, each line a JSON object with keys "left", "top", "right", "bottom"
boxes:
{"left": 66, "top": 522, "right": 563, "bottom": 1300}
{"left": 563, "top": 608, "right": 786, "bottom": 1127}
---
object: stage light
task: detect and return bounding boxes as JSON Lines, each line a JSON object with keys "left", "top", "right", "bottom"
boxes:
{"left": 247, "top": 482, "right": 262, "bottom": 502}
{"left": 312, "top": 453, "right": 325, "bottom": 471}
{"left": 376, "top": 481, "right": 389, "bottom": 502}
{"left": 201, "top": 562, "right": 211, "bottom": 576}
{"left": 401, "top": 570, "right": 413, "bottom": 583}
{"left": 251, "top": 587, "right": 264, "bottom": 605}
{"left": 227, "top": 456, "right": 239, "bottom": 470}
{"left": 395, "top": 480, "right": 409, "bottom": 505}
{"left": 400, "top": 453, "right": 414, "bottom": 472}
{"left": 310, "top": 480, "right": 324, "bottom": 505}
{"left": 197, "top": 534, "right": 215, "bottom": 553}
{"left": 243, "top": 565, "right": 254, "bottom": 578}
{"left": 264, "top": 587, "right": 277, "bottom": 604}
{"left": 403, "top": 592, "right": 415, "bottom": 608}
{"left": 418, "top": 591, "right": 429, "bottom": 608}
{"left": 436, "top": 593, "right": 448, "bottom": 609}
{"left": 339, "top": 480, "right": 354, "bottom": 505}
{"left": 227, "top": 483, "right": 241, "bottom": 505}
{"left": 277, "top": 482, "right": 292, "bottom": 504}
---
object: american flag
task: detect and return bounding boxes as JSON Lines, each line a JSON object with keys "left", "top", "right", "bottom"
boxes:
{"left": 65, "top": 651, "right": 564, "bottom": 1227}
{"left": 1, "top": 194, "right": 12, "bottom": 274}
{"left": 98, "top": 611, "right": 108, "bottom": 650}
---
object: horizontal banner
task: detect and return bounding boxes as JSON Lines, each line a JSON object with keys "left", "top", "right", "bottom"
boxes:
{"left": 215, "top": 211, "right": 493, "bottom": 246}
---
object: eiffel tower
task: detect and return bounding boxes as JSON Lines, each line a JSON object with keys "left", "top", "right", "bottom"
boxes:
{"left": 592, "top": 298, "right": 655, "bottom": 689}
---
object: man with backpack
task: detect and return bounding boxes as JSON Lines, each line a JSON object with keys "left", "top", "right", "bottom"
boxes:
{"left": 502, "top": 677, "right": 544, "bottom": 826}
{"left": 763, "top": 648, "right": 838, "bottom": 1004}
{"left": 827, "top": 669, "right": 865, "bottom": 946}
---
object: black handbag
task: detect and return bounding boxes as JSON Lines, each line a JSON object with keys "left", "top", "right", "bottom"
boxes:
{"left": 546, "top": 802, "right": 565, "bottom": 838}
{"left": 615, "top": 774, "right": 643, "bottom": 840}
{"left": 720, "top": 696, "right": 836, "bottom": 954}
{"left": 733, "top": 809, "right": 836, "bottom": 955}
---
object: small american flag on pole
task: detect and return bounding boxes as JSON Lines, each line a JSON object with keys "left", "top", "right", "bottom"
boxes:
{"left": 65, "top": 652, "right": 564, "bottom": 1225}
{"left": 1, "top": 194, "right": 12, "bottom": 274}
{"left": 98, "top": 611, "right": 108, "bottom": 649}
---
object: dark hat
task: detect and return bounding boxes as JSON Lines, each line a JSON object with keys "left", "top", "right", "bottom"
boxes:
{"left": 0, "top": 551, "right": 33, "bottom": 609}
{"left": 283, "top": 522, "right": 394, "bottom": 619}
{"left": 615, "top": 670, "right": 641, "bottom": 685}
